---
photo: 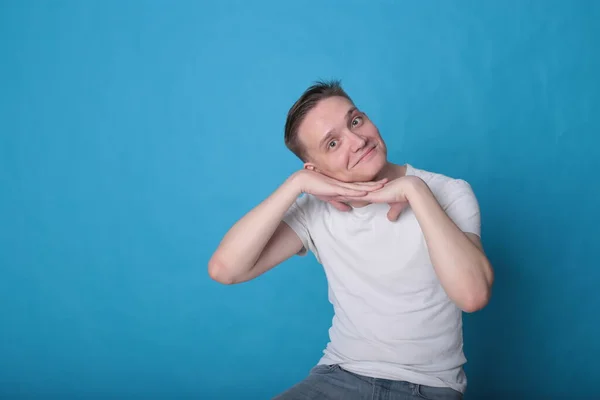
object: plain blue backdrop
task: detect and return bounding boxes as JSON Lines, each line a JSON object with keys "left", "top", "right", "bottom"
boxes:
{"left": 1, "top": 1, "right": 599, "bottom": 398}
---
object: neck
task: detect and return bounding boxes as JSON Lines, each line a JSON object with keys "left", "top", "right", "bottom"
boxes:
{"left": 375, "top": 162, "right": 407, "bottom": 181}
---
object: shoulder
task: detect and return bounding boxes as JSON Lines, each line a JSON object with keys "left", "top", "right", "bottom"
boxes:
{"left": 407, "top": 164, "right": 481, "bottom": 235}
{"left": 287, "top": 193, "right": 329, "bottom": 219}
{"left": 407, "top": 164, "right": 467, "bottom": 187}
{"left": 407, "top": 164, "right": 473, "bottom": 192}
{"left": 291, "top": 193, "right": 324, "bottom": 210}
{"left": 406, "top": 164, "right": 477, "bottom": 205}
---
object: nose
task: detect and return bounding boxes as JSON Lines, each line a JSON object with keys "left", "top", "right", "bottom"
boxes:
{"left": 348, "top": 131, "right": 367, "bottom": 152}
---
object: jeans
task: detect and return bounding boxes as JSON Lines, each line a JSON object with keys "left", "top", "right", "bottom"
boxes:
{"left": 273, "top": 364, "right": 463, "bottom": 400}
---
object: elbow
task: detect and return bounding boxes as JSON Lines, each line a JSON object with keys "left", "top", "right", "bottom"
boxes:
{"left": 208, "top": 256, "right": 237, "bottom": 285}
{"left": 461, "top": 260, "right": 494, "bottom": 313}
{"left": 460, "top": 286, "right": 492, "bottom": 313}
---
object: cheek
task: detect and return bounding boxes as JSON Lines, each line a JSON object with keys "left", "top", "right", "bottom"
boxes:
{"left": 336, "top": 152, "right": 350, "bottom": 169}
{"left": 364, "top": 123, "right": 381, "bottom": 138}
{"left": 318, "top": 152, "right": 347, "bottom": 173}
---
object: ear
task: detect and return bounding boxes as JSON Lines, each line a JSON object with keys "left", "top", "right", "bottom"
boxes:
{"left": 303, "top": 162, "right": 317, "bottom": 172}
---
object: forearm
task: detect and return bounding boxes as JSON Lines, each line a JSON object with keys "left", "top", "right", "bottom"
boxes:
{"left": 407, "top": 178, "right": 493, "bottom": 312}
{"left": 209, "top": 174, "right": 301, "bottom": 279}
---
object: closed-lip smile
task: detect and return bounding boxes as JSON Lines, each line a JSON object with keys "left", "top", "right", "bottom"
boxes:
{"left": 354, "top": 145, "right": 376, "bottom": 167}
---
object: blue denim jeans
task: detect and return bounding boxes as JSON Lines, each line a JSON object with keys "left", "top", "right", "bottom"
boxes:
{"left": 273, "top": 364, "right": 463, "bottom": 400}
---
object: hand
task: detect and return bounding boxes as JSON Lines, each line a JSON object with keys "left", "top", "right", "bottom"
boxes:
{"left": 292, "top": 170, "right": 388, "bottom": 211}
{"left": 359, "top": 176, "right": 425, "bottom": 221}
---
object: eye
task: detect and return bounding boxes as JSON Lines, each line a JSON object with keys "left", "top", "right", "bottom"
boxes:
{"left": 351, "top": 116, "right": 363, "bottom": 127}
{"left": 328, "top": 140, "right": 338, "bottom": 149}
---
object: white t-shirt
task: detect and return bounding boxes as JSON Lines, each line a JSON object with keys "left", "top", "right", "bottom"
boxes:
{"left": 282, "top": 164, "right": 481, "bottom": 394}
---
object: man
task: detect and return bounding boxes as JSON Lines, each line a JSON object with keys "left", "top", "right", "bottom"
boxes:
{"left": 208, "top": 80, "right": 494, "bottom": 399}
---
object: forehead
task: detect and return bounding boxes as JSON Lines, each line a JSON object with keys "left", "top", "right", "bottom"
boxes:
{"left": 297, "top": 96, "right": 355, "bottom": 147}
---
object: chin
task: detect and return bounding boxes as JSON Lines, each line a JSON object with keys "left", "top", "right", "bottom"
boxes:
{"left": 361, "top": 156, "right": 387, "bottom": 180}
{"left": 349, "top": 164, "right": 386, "bottom": 182}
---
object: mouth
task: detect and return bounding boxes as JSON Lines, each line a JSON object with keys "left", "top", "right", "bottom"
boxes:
{"left": 353, "top": 144, "right": 376, "bottom": 167}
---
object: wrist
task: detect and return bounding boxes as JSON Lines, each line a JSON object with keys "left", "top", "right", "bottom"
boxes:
{"left": 404, "top": 176, "right": 430, "bottom": 203}
{"left": 284, "top": 171, "right": 306, "bottom": 197}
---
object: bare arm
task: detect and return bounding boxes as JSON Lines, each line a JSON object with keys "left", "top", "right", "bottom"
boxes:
{"left": 360, "top": 176, "right": 494, "bottom": 312}
{"left": 406, "top": 178, "right": 494, "bottom": 312}
{"left": 208, "top": 171, "right": 387, "bottom": 285}
{"left": 208, "top": 175, "right": 303, "bottom": 284}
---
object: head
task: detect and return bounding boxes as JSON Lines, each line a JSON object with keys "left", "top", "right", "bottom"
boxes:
{"left": 284, "top": 80, "right": 388, "bottom": 183}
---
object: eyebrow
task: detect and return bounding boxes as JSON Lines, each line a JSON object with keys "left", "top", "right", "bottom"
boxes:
{"left": 319, "top": 107, "right": 358, "bottom": 148}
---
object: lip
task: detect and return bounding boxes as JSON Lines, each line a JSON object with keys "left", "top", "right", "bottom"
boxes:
{"left": 354, "top": 145, "right": 376, "bottom": 167}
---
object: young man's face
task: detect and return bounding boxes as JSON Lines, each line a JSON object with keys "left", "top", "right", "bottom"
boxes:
{"left": 297, "top": 96, "right": 388, "bottom": 183}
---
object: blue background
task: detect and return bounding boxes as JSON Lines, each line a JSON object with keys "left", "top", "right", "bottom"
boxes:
{"left": 1, "top": 1, "right": 599, "bottom": 398}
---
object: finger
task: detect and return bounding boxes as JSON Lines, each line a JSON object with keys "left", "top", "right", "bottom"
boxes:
{"left": 329, "top": 200, "right": 352, "bottom": 212}
{"left": 352, "top": 178, "right": 389, "bottom": 186}
{"left": 337, "top": 188, "right": 368, "bottom": 197}
{"left": 327, "top": 195, "right": 360, "bottom": 203}
{"left": 317, "top": 193, "right": 362, "bottom": 203}
{"left": 345, "top": 179, "right": 388, "bottom": 188}
{"left": 353, "top": 191, "right": 384, "bottom": 202}
{"left": 387, "top": 202, "right": 408, "bottom": 221}
{"left": 336, "top": 182, "right": 385, "bottom": 194}
{"left": 328, "top": 177, "right": 387, "bottom": 188}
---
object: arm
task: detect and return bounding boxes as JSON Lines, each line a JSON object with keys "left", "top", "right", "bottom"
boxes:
{"left": 359, "top": 176, "right": 494, "bottom": 312}
{"left": 406, "top": 177, "right": 494, "bottom": 312}
{"left": 208, "top": 175, "right": 304, "bottom": 285}
{"left": 208, "top": 171, "right": 386, "bottom": 285}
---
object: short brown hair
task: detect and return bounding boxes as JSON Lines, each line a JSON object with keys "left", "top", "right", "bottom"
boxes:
{"left": 284, "top": 79, "right": 354, "bottom": 161}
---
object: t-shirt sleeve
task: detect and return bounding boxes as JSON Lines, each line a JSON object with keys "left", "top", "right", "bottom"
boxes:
{"left": 439, "top": 179, "right": 481, "bottom": 237}
{"left": 282, "top": 194, "right": 314, "bottom": 257}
